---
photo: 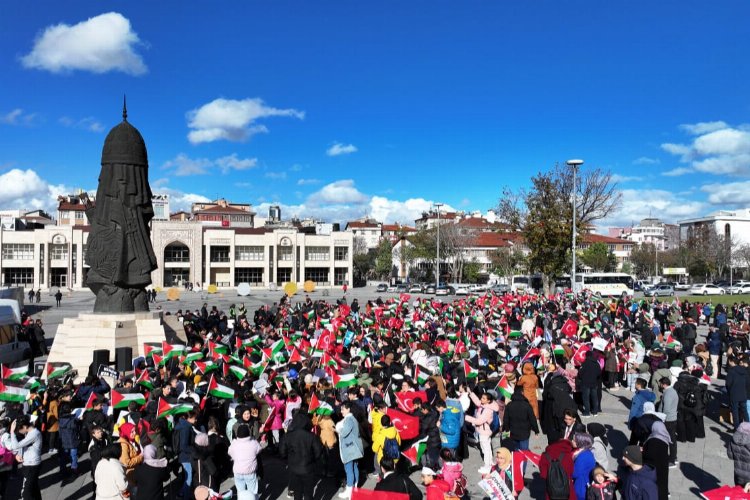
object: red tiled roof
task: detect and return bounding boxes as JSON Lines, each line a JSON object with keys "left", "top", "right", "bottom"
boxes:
{"left": 382, "top": 224, "right": 416, "bottom": 232}
{"left": 470, "top": 233, "right": 513, "bottom": 248}
{"left": 58, "top": 202, "right": 88, "bottom": 211}
{"left": 582, "top": 234, "right": 631, "bottom": 245}
{"left": 346, "top": 221, "right": 380, "bottom": 229}
{"left": 193, "top": 205, "right": 253, "bottom": 215}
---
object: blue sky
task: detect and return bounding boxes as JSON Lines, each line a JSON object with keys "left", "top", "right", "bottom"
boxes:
{"left": 1, "top": 2, "right": 750, "bottom": 229}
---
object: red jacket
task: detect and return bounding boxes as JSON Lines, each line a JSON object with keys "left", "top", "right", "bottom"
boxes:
{"left": 426, "top": 478, "right": 452, "bottom": 500}
{"left": 539, "top": 439, "right": 575, "bottom": 500}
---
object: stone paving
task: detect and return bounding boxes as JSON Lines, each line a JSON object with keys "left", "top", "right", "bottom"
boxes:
{"left": 11, "top": 287, "right": 739, "bottom": 499}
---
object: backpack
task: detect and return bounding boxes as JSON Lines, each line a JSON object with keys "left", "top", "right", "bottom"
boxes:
{"left": 383, "top": 436, "right": 400, "bottom": 460}
{"left": 453, "top": 473, "right": 468, "bottom": 497}
{"left": 545, "top": 452, "right": 570, "bottom": 500}
{"left": 489, "top": 410, "right": 501, "bottom": 435}
{"left": 684, "top": 388, "right": 698, "bottom": 408}
{"left": 0, "top": 443, "right": 14, "bottom": 467}
{"left": 705, "top": 358, "right": 714, "bottom": 377}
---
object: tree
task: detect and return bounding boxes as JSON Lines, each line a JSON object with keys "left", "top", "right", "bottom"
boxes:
{"left": 373, "top": 239, "right": 393, "bottom": 279}
{"left": 497, "top": 163, "right": 621, "bottom": 293}
{"left": 489, "top": 247, "right": 526, "bottom": 277}
{"left": 463, "top": 260, "right": 482, "bottom": 283}
{"left": 352, "top": 236, "right": 374, "bottom": 283}
{"left": 629, "top": 243, "right": 656, "bottom": 278}
{"left": 580, "top": 242, "right": 614, "bottom": 272}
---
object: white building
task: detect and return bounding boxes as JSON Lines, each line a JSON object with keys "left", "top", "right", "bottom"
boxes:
{"left": 679, "top": 209, "right": 750, "bottom": 247}
{"left": 345, "top": 219, "right": 382, "bottom": 250}
{"left": 610, "top": 218, "right": 679, "bottom": 251}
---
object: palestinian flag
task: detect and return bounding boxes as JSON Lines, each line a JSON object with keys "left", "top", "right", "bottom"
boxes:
{"left": 288, "top": 347, "right": 304, "bottom": 364}
{"left": 509, "top": 330, "right": 523, "bottom": 339}
{"left": 182, "top": 351, "right": 204, "bottom": 365}
{"left": 24, "top": 377, "right": 41, "bottom": 391}
{"left": 414, "top": 364, "right": 431, "bottom": 385}
{"left": 245, "top": 358, "right": 267, "bottom": 377}
{"left": 665, "top": 334, "right": 681, "bottom": 349}
{"left": 47, "top": 362, "right": 72, "bottom": 379}
{"left": 308, "top": 393, "right": 334, "bottom": 416}
{"left": 321, "top": 353, "right": 339, "bottom": 369}
{"left": 193, "top": 361, "right": 218, "bottom": 375}
{"left": 363, "top": 317, "right": 375, "bottom": 327}
{"left": 136, "top": 370, "right": 154, "bottom": 391}
{"left": 111, "top": 389, "right": 146, "bottom": 409}
{"left": 552, "top": 344, "right": 566, "bottom": 357}
{"left": 208, "top": 375, "right": 235, "bottom": 399}
{"left": 463, "top": 360, "right": 478, "bottom": 379}
{"left": 228, "top": 364, "right": 247, "bottom": 381}
{"left": 240, "top": 335, "right": 263, "bottom": 349}
{"left": 209, "top": 341, "right": 230, "bottom": 357}
{"left": 83, "top": 392, "right": 98, "bottom": 411}
{"left": 0, "top": 381, "right": 29, "bottom": 402}
{"left": 494, "top": 375, "right": 513, "bottom": 401}
{"left": 143, "top": 343, "right": 162, "bottom": 358}
{"left": 156, "top": 398, "right": 193, "bottom": 419}
{"left": 1, "top": 364, "right": 28, "bottom": 381}
{"left": 332, "top": 370, "right": 357, "bottom": 389}
{"left": 401, "top": 436, "right": 428, "bottom": 466}
{"left": 446, "top": 330, "right": 458, "bottom": 340}
{"left": 162, "top": 342, "right": 187, "bottom": 359}
{"left": 152, "top": 353, "right": 166, "bottom": 367}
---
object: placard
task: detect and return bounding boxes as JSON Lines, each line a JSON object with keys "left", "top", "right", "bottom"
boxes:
{"left": 97, "top": 364, "right": 119, "bottom": 379}
{"left": 478, "top": 471, "right": 514, "bottom": 500}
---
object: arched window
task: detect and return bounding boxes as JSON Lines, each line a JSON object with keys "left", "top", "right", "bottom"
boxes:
{"left": 164, "top": 242, "right": 190, "bottom": 263}
{"left": 725, "top": 223, "right": 731, "bottom": 240}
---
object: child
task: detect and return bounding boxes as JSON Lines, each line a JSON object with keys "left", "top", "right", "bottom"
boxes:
{"left": 586, "top": 466, "right": 617, "bottom": 500}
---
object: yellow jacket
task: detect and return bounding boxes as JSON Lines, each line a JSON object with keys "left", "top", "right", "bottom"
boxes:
{"left": 370, "top": 409, "right": 385, "bottom": 439}
{"left": 372, "top": 425, "right": 401, "bottom": 464}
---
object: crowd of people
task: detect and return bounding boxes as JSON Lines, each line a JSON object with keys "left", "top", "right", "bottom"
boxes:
{"left": 2, "top": 288, "right": 750, "bottom": 500}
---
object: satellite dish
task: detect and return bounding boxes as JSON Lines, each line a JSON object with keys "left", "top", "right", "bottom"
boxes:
{"left": 284, "top": 282, "right": 298, "bottom": 297}
{"left": 237, "top": 283, "right": 251, "bottom": 297}
{"left": 304, "top": 280, "right": 316, "bottom": 293}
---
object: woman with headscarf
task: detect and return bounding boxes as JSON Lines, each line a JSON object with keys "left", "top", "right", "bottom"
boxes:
{"left": 117, "top": 422, "right": 143, "bottom": 492}
{"left": 516, "top": 362, "right": 540, "bottom": 419}
{"left": 134, "top": 444, "right": 170, "bottom": 500}
{"left": 192, "top": 432, "right": 218, "bottom": 491}
{"left": 586, "top": 423, "right": 610, "bottom": 471}
{"left": 571, "top": 433, "right": 597, "bottom": 500}
{"left": 96, "top": 444, "right": 129, "bottom": 500}
{"left": 481, "top": 447, "right": 524, "bottom": 497}
{"left": 643, "top": 420, "right": 671, "bottom": 500}
{"left": 727, "top": 422, "right": 750, "bottom": 487}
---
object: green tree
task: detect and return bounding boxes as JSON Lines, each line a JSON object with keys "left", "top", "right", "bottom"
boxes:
{"left": 373, "top": 239, "right": 393, "bottom": 279}
{"left": 629, "top": 243, "right": 656, "bottom": 278}
{"left": 497, "top": 164, "right": 620, "bottom": 294}
{"left": 580, "top": 242, "right": 612, "bottom": 272}
{"left": 352, "top": 236, "right": 374, "bottom": 283}
{"left": 463, "top": 260, "right": 482, "bottom": 283}
{"left": 489, "top": 247, "right": 526, "bottom": 277}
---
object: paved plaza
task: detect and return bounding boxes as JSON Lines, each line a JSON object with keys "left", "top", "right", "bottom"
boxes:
{"left": 11, "top": 287, "right": 740, "bottom": 499}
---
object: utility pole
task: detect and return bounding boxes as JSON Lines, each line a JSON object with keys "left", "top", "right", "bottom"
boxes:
{"left": 435, "top": 203, "right": 443, "bottom": 290}
{"left": 566, "top": 159, "right": 584, "bottom": 292}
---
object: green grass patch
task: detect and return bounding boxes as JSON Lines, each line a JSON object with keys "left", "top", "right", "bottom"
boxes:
{"left": 674, "top": 293, "right": 750, "bottom": 306}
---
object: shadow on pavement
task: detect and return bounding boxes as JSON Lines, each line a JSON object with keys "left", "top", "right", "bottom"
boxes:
{"left": 680, "top": 461, "right": 721, "bottom": 492}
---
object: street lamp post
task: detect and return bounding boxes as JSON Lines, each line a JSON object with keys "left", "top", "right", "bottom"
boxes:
{"left": 566, "top": 159, "right": 584, "bottom": 293}
{"left": 435, "top": 203, "right": 443, "bottom": 290}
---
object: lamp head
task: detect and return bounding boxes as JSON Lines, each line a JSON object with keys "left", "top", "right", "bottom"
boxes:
{"left": 566, "top": 159, "right": 584, "bottom": 167}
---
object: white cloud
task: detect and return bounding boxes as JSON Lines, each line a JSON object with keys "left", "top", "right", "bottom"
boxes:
{"left": 186, "top": 98, "right": 304, "bottom": 144}
{"left": 21, "top": 12, "right": 146, "bottom": 75}
{"left": 265, "top": 172, "right": 288, "bottom": 180}
{"left": 162, "top": 153, "right": 258, "bottom": 176}
{"left": 0, "top": 109, "right": 38, "bottom": 126}
{"left": 326, "top": 142, "right": 358, "bottom": 156}
{"left": 662, "top": 167, "right": 693, "bottom": 177}
{"left": 600, "top": 188, "right": 705, "bottom": 228}
{"left": 0, "top": 168, "right": 72, "bottom": 213}
{"left": 297, "top": 178, "right": 320, "bottom": 186}
{"left": 661, "top": 122, "right": 750, "bottom": 176}
{"left": 369, "top": 196, "right": 456, "bottom": 224}
{"left": 215, "top": 154, "right": 257, "bottom": 173}
{"left": 633, "top": 157, "right": 660, "bottom": 165}
{"left": 610, "top": 174, "right": 643, "bottom": 183}
{"left": 679, "top": 121, "right": 728, "bottom": 135}
{"left": 700, "top": 181, "right": 750, "bottom": 206}
{"left": 310, "top": 180, "right": 368, "bottom": 205}
{"left": 59, "top": 116, "right": 104, "bottom": 133}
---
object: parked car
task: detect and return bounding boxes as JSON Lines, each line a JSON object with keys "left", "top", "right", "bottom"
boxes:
{"left": 674, "top": 282, "right": 691, "bottom": 291}
{"left": 688, "top": 283, "right": 726, "bottom": 295}
{"left": 729, "top": 283, "right": 750, "bottom": 294}
{"left": 376, "top": 283, "right": 388, "bottom": 293}
{"left": 424, "top": 284, "right": 436, "bottom": 294}
{"left": 408, "top": 284, "right": 423, "bottom": 293}
{"left": 395, "top": 284, "right": 409, "bottom": 293}
{"left": 491, "top": 284, "right": 511, "bottom": 294}
{"left": 386, "top": 284, "right": 398, "bottom": 292}
{"left": 644, "top": 284, "right": 674, "bottom": 297}
{"left": 435, "top": 286, "right": 450, "bottom": 296}
{"left": 455, "top": 286, "right": 471, "bottom": 296}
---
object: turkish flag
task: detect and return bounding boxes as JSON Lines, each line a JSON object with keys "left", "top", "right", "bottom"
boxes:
{"left": 395, "top": 391, "right": 428, "bottom": 413}
{"left": 352, "top": 488, "right": 408, "bottom": 500}
{"left": 700, "top": 485, "right": 750, "bottom": 500}
{"left": 385, "top": 408, "right": 419, "bottom": 440}
{"left": 561, "top": 318, "right": 578, "bottom": 338}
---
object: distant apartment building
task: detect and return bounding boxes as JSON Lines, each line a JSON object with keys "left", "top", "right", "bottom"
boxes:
{"left": 609, "top": 218, "right": 679, "bottom": 251}
{"left": 678, "top": 209, "right": 750, "bottom": 247}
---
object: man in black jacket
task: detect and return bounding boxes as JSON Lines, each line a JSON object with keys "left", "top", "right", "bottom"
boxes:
{"left": 417, "top": 403, "right": 442, "bottom": 468}
{"left": 280, "top": 412, "right": 324, "bottom": 500}
{"left": 503, "top": 388, "right": 539, "bottom": 451}
{"left": 577, "top": 351, "right": 602, "bottom": 416}
{"left": 375, "top": 457, "right": 423, "bottom": 500}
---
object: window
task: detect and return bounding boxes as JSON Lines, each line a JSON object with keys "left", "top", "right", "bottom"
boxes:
{"left": 234, "top": 268, "right": 263, "bottom": 284}
{"left": 334, "top": 268, "right": 348, "bottom": 286}
{"left": 210, "top": 246, "right": 230, "bottom": 262}
{"left": 305, "top": 246, "right": 329, "bottom": 261}
{"left": 236, "top": 246, "right": 264, "bottom": 261}
{"left": 2, "top": 244, "right": 34, "bottom": 260}
{"left": 334, "top": 246, "right": 349, "bottom": 261}
{"left": 164, "top": 243, "right": 190, "bottom": 263}
{"left": 75, "top": 211, "right": 84, "bottom": 220}
{"left": 305, "top": 267, "right": 329, "bottom": 285}
{"left": 277, "top": 268, "right": 292, "bottom": 285}
{"left": 2, "top": 268, "right": 33, "bottom": 286}
{"left": 278, "top": 246, "right": 293, "bottom": 261}
{"left": 50, "top": 244, "right": 68, "bottom": 260}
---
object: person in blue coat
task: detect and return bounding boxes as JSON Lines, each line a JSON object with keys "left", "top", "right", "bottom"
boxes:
{"left": 622, "top": 445, "right": 659, "bottom": 500}
{"left": 629, "top": 378, "right": 656, "bottom": 430}
{"left": 436, "top": 398, "right": 463, "bottom": 451}
{"left": 336, "top": 401, "right": 364, "bottom": 499}
{"left": 57, "top": 402, "right": 80, "bottom": 482}
{"left": 571, "top": 433, "right": 597, "bottom": 500}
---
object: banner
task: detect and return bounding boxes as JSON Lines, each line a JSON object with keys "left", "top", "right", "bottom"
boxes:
{"left": 478, "top": 471, "right": 514, "bottom": 500}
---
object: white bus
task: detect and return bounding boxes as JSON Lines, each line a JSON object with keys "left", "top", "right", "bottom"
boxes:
{"left": 573, "top": 272, "right": 635, "bottom": 297}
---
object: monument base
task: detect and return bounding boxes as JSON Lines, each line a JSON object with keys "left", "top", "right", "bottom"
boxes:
{"left": 47, "top": 311, "right": 169, "bottom": 382}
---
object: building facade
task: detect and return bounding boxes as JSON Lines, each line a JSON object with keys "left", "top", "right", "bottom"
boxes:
{"left": 679, "top": 209, "right": 750, "bottom": 248}
{"left": 0, "top": 221, "right": 353, "bottom": 290}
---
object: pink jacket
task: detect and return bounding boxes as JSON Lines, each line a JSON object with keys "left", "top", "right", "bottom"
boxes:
{"left": 264, "top": 395, "right": 286, "bottom": 431}
{"left": 465, "top": 392, "right": 500, "bottom": 436}
{"left": 440, "top": 461, "right": 463, "bottom": 489}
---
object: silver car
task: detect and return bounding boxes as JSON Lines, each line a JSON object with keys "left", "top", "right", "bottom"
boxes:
{"left": 644, "top": 284, "right": 674, "bottom": 297}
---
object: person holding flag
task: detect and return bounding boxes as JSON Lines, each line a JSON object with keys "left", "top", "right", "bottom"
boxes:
{"left": 464, "top": 391, "right": 501, "bottom": 469}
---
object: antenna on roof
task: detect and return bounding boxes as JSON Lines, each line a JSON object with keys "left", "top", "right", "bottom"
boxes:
{"left": 123, "top": 95, "right": 128, "bottom": 121}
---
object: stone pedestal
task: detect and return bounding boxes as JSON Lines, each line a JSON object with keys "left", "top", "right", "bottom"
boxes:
{"left": 47, "top": 311, "right": 168, "bottom": 381}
